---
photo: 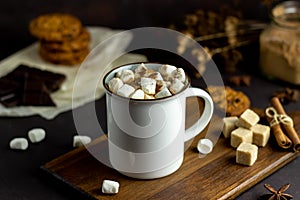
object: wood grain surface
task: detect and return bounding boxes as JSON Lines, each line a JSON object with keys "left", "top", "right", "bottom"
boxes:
{"left": 42, "top": 97, "right": 300, "bottom": 200}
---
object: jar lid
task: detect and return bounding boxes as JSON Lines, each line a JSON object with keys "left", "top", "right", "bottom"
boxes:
{"left": 272, "top": 1, "right": 300, "bottom": 29}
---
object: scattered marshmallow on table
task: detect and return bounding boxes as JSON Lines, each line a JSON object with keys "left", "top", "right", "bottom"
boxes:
{"left": 28, "top": 128, "right": 46, "bottom": 143}
{"left": 197, "top": 138, "right": 213, "bottom": 154}
{"left": 102, "top": 180, "right": 120, "bottom": 194}
{"left": 73, "top": 135, "right": 92, "bottom": 147}
{"left": 9, "top": 138, "right": 28, "bottom": 150}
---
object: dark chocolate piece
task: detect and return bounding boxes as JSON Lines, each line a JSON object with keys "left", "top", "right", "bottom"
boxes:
{"left": 0, "top": 64, "right": 65, "bottom": 107}
{"left": 0, "top": 77, "right": 21, "bottom": 107}
{"left": 22, "top": 72, "right": 56, "bottom": 106}
{"left": 6, "top": 64, "right": 66, "bottom": 92}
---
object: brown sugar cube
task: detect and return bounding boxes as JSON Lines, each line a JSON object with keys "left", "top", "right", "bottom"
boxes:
{"left": 236, "top": 143, "right": 258, "bottom": 166}
{"left": 251, "top": 124, "right": 270, "bottom": 147}
{"left": 237, "top": 109, "right": 260, "bottom": 129}
{"left": 230, "top": 127, "right": 253, "bottom": 148}
{"left": 222, "top": 116, "right": 238, "bottom": 138}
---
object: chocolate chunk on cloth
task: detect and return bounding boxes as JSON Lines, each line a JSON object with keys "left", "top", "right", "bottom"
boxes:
{"left": 22, "top": 72, "right": 56, "bottom": 106}
{"left": 5, "top": 64, "right": 66, "bottom": 92}
{"left": 0, "top": 64, "right": 66, "bottom": 107}
{"left": 0, "top": 77, "right": 21, "bottom": 107}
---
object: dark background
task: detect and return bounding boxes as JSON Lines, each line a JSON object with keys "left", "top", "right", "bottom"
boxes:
{"left": 0, "top": 0, "right": 299, "bottom": 200}
{"left": 0, "top": 0, "right": 272, "bottom": 60}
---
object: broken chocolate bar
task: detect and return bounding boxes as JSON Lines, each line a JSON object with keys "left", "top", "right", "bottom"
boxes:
{"left": 5, "top": 64, "right": 66, "bottom": 92}
{"left": 0, "top": 64, "right": 66, "bottom": 107}
{"left": 0, "top": 77, "right": 21, "bottom": 107}
{"left": 22, "top": 72, "right": 56, "bottom": 106}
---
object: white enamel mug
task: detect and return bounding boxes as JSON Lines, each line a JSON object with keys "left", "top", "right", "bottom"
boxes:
{"left": 103, "top": 63, "right": 213, "bottom": 179}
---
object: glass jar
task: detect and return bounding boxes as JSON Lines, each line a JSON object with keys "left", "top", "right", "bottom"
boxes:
{"left": 260, "top": 1, "right": 300, "bottom": 84}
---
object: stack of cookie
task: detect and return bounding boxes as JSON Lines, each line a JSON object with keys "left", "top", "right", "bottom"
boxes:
{"left": 29, "top": 13, "right": 90, "bottom": 66}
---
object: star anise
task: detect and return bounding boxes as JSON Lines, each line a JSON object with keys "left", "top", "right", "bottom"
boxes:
{"left": 264, "top": 183, "right": 293, "bottom": 200}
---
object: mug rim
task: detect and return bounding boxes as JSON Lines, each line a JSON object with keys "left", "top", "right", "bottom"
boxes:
{"left": 103, "top": 62, "right": 191, "bottom": 102}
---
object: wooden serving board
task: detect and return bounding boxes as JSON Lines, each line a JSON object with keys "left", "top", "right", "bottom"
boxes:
{"left": 41, "top": 98, "right": 300, "bottom": 200}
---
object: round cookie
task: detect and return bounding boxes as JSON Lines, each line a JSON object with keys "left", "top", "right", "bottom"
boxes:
{"left": 39, "top": 47, "right": 89, "bottom": 66}
{"left": 40, "top": 28, "right": 90, "bottom": 52}
{"left": 206, "top": 86, "right": 250, "bottom": 116}
{"left": 225, "top": 87, "right": 250, "bottom": 116}
{"left": 29, "top": 13, "right": 82, "bottom": 41}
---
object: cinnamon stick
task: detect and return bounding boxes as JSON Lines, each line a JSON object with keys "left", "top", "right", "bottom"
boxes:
{"left": 265, "top": 107, "right": 292, "bottom": 149}
{"left": 270, "top": 97, "right": 300, "bottom": 152}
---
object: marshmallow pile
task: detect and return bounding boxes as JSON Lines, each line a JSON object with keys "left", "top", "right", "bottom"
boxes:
{"left": 107, "top": 63, "right": 187, "bottom": 99}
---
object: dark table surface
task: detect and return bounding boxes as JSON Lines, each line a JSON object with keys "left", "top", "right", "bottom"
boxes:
{"left": 0, "top": 0, "right": 300, "bottom": 195}
{"left": 0, "top": 31, "right": 300, "bottom": 200}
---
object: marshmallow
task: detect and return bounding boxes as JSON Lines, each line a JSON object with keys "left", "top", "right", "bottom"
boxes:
{"left": 102, "top": 180, "right": 120, "bottom": 194}
{"left": 119, "top": 69, "right": 134, "bottom": 83}
{"left": 28, "top": 128, "right": 46, "bottom": 143}
{"left": 108, "top": 64, "right": 188, "bottom": 98}
{"left": 131, "top": 89, "right": 145, "bottom": 99}
{"left": 155, "top": 87, "right": 172, "bottom": 99}
{"left": 147, "top": 71, "right": 163, "bottom": 81}
{"left": 115, "top": 70, "right": 122, "bottom": 78}
{"left": 169, "top": 79, "right": 185, "bottom": 94}
{"left": 73, "top": 135, "right": 92, "bottom": 147}
{"left": 9, "top": 138, "right": 28, "bottom": 150}
{"left": 144, "top": 94, "right": 155, "bottom": 99}
{"left": 108, "top": 78, "right": 124, "bottom": 93}
{"left": 171, "top": 68, "right": 186, "bottom": 82}
{"left": 117, "top": 84, "right": 135, "bottom": 97}
{"left": 134, "top": 64, "right": 147, "bottom": 81}
{"left": 134, "top": 72, "right": 142, "bottom": 82}
{"left": 197, "top": 138, "right": 213, "bottom": 154}
{"left": 236, "top": 143, "right": 258, "bottom": 166}
{"left": 158, "top": 64, "right": 177, "bottom": 77}
{"left": 134, "top": 63, "right": 147, "bottom": 74}
{"left": 141, "top": 77, "right": 156, "bottom": 95}
{"left": 144, "top": 69, "right": 156, "bottom": 77}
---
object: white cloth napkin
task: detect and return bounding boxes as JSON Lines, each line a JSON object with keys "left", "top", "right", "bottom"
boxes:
{"left": 0, "top": 27, "right": 147, "bottom": 119}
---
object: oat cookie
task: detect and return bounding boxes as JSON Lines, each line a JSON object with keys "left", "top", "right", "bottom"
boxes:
{"left": 206, "top": 86, "right": 250, "bottom": 116}
{"left": 40, "top": 28, "right": 90, "bottom": 52}
{"left": 29, "top": 13, "right": 82, "bottom": 41}
{"left": 39, "top": 47, "right": 89, "bottom": 66}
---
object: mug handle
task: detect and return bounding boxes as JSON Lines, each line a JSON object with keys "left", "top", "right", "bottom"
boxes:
{"left": 184, "top": 87, "right": 214, "bottom": 142}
